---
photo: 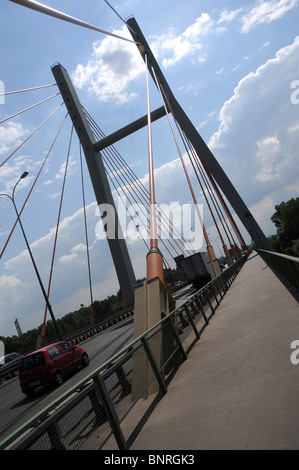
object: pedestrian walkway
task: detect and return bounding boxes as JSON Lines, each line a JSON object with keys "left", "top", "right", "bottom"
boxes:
{"left": 118, "top": 253, "right": 299, "bottom": 450}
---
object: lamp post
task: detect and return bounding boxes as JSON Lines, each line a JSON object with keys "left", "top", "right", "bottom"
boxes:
{"left": 0, "top": 172, "right": 62, "bottom": 341}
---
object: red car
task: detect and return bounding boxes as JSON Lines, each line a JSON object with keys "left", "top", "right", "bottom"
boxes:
{"left": 19, "top": 341, "right": 89, "bottom": 397}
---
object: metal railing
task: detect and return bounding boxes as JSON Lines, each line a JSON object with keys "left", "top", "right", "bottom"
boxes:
{"left": 0, "top": 252, "right": 250, "bottom": 451}
{"left": 256, "top": 249, "right": 299, "bottom": 291}
{"left": 0, "top": 308, "right": 134, "bottom": 384}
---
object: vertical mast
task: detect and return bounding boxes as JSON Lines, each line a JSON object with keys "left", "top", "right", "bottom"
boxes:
{"left": 127, "top": 17, "right": 272, "bottom": 251}
{"left": 52, "top": 63, "right": 136, "bottom": 305}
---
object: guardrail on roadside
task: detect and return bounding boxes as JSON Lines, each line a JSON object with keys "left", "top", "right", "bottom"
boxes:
{"left": 256, "top": 249, "right": 299, "bottom": 291}
{"left": 0, "top": 308, "right": 134, "bottom": 384}
{"left": 0, "top": 360, "right": 23, "bottom": 383}
{"left": 66, "top": 306, "right": 134, "bottom": 345}
{"left": 0, "top": 252, "right": 250, "bottom": 451}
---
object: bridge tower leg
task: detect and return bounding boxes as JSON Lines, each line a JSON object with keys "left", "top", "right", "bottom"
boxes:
{"left": 127, "top": 17, "right": 272, "bottom": 251}
{"left": 52, "top": 63, "right": 136, "bottom": 306}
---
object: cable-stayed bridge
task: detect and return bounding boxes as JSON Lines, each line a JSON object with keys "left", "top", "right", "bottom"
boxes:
{"left": 0, "top": 14, "right": 272, "bottom": 341}
{"left": 0, "top": 1, "right": 298, "bottom": 451}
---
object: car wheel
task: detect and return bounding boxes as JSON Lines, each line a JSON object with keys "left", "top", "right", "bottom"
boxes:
{"left": 82, "top": 353, "right": 89, "bottom": 367}
{"left": 25, "top": 389, "right": 35, "bottom": 398}
{"left": 53, "top": 370, "right": 63, "bottom": 387}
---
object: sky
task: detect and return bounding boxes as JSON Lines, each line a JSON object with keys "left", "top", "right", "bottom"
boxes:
{"left": 0, "top": 0, "right": 299, "bottom": 337}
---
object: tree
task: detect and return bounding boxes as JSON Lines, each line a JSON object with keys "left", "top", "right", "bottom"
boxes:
{"left": 269, "top": 198, "right": 299, "bottom": 256}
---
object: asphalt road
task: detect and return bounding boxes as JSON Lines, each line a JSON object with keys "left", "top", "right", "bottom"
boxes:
{"left": 0, "top": 318, "right": 134, "bottom": 443}
{"left": 0, "top": 283, "right": 195, "bottom": 445}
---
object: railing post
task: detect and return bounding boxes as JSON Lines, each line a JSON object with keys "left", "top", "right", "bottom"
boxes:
{"left": 167, "top": 316, "right": 187, "bottom": 361}
{"left": 218, "top": 273, "right": 228, "bottom": 294}
{"left": 204, "top": 289, "right": 215, "bottom": 315}
{"left": 211, "top": 282, "right": 221, "bottom": 304}
{"left": 93, "top": 373, "right": 128, "bottom": 450}
{"left": 141, "top": 337, "right": 167, "bottom": 395}
{"left": 185, "top": 304, "right": 200, "bottom": 340}
{"left": 194, "top": 296, "right": 209, "bottom": 325}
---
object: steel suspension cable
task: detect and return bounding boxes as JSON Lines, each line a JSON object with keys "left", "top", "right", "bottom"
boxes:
{"left": 187, "top": 137, "right": 246, "bottom": 251}
{"left": 203, "top": 165, "right": 247, "bottom": 251}
{"left": 167, "top": 114, "right": 234, "bottom": 256}
{"left": 86, "top": 113, "right": 188, "bottom": 259}
{"left": 0, "top": 92, "right": 60, "bottom": 125}
{"left": 181, "top": 133, "right": 227, "bottom": 256}
{"left": 0, "top": 83, "right": 57, "bottom": 97}
{"left": 81, "top": 113, "right": 177, "bottom": 277}
{"left": 104, "top": 0, "right": 137, "bottom": 35}
{"left": 0, "top": 102, "right": 64, "bottom": 168}
{"left": 83, "top": 111, "right": 185, "bottom": 270}
{"left": 180, "top": 131, "right": 233, "bottom": 256}
{"left": 185, "top": 137, "right": 238, "bottom": 252}
{"left": 150, "top": 64, "right": 216, "bottom": 260}
{"left": 177, "top": 123, "right": 242, "bottom": 253}
{"left": 0, "top": 111, "right": 68, "bottom": 259}
{"left": 102, "top": 151, "right": 177, "bottom": 266}
{"left": 96, "top": 133, "right": 178, "bottom": 264}
{"left": 40, "top": 125, "right": 74, "bottom": 338}
{"left": 83, "top": 107, "right": 195, "bottom": 255}
{"left": 9, "top": 0, "right": 140, "bottom": 45}
{"left": 79, "top": 144, "right": 96, "bottom": 322}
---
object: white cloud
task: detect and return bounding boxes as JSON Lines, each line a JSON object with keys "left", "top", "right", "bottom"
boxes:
{"left": 255, "top": 136, "right": 281, "bottom": 182}
{"left": 241, "top": 0, "right": 299, "bottom": 33}
{"left": 260, "top": 40, "right": 271, "bottom": 49}
{"left": 0, "top": 274, "right": 24, "bottom": 302}
{"left": 0, "top": 146, "right": 209, "bottom": 335}
{"left": 72, "top": 14, "right": 215, "bottom": 103}
{"left": 72, "top": 26, "right": 144, "bottom": 104}
{"left": 0, "top": 153, "right": 42, "bottom": 195}
{"left": 152, "top": 13, "right": 213, "bottom": 68}
{"left": 218, "top": 8, "right": 243, "bottom": 24}
{"left": 0, "top": 122, "right": 28, "bottom": 156}
{"left": 209, "top": 35, "right": 299, "bottom": 228}
{"left": 183, "top": 13, "right": 212, "bottom": 40}
{"left": 59, "top": 253, "right": 78, "bottom": 263}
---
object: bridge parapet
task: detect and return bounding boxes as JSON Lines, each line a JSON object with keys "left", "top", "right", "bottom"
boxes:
{"left": 256, "top": 249, "right": 299, "bottom": 295}
{"left": 0, "top": 252, "right": 250, "bottom": 450}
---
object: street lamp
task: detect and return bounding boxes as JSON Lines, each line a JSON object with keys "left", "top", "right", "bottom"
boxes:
{"left": 0, "top": 172, "right": 62, "bottom": 341}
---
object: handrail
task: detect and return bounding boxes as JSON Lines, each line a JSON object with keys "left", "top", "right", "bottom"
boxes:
{"left": 0, "top": 251, "right": 250, "bottom": 450}
{"left": 0, "top": 307, "right": 134, "bottom": 383}
{"left": 256, "top": 249, "right": 299, "bottom": 291}
{"left": 257, "top": 249, "right": 299, "bottom": 263}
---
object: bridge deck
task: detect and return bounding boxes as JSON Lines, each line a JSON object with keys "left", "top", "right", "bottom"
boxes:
{"left": 122, "top": 252, "right": 299, "bottom": 450}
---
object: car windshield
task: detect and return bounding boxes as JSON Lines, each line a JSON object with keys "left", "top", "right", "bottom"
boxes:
{"left": 20, "top": 352, "right": 45, "bottom": 371}
{"left": 0, "top": 353, "right": 19, "bottom": 365}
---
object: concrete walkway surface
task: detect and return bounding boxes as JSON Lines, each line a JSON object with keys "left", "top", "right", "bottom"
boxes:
{"left": 119, "top": 253, "right": 299, "bottom": 450}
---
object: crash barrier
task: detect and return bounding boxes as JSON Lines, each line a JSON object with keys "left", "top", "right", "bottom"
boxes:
{"left": 0, "top": 308, "right": 134, "bottom": 384}
{"left": 0, "top": 361, "right": 22, "bottom": 383}
{"left": 256, "top": 249, "right": 299, "bottom": 292}
{"left": 66, "top": 307, "right": 134, "bottom": 345}
{"left": 0, "top": 252, "right": 250, "bottom": 450}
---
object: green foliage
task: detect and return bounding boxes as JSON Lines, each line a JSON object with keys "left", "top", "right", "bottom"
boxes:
{"left": 1, "top": 293, "right": 126, "bottom": 355}
{"left": 163, "top": 267, "right": 186, "bottom": 285}
{"left": 269, "top": 197, "right": 299, "bottom": 256}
